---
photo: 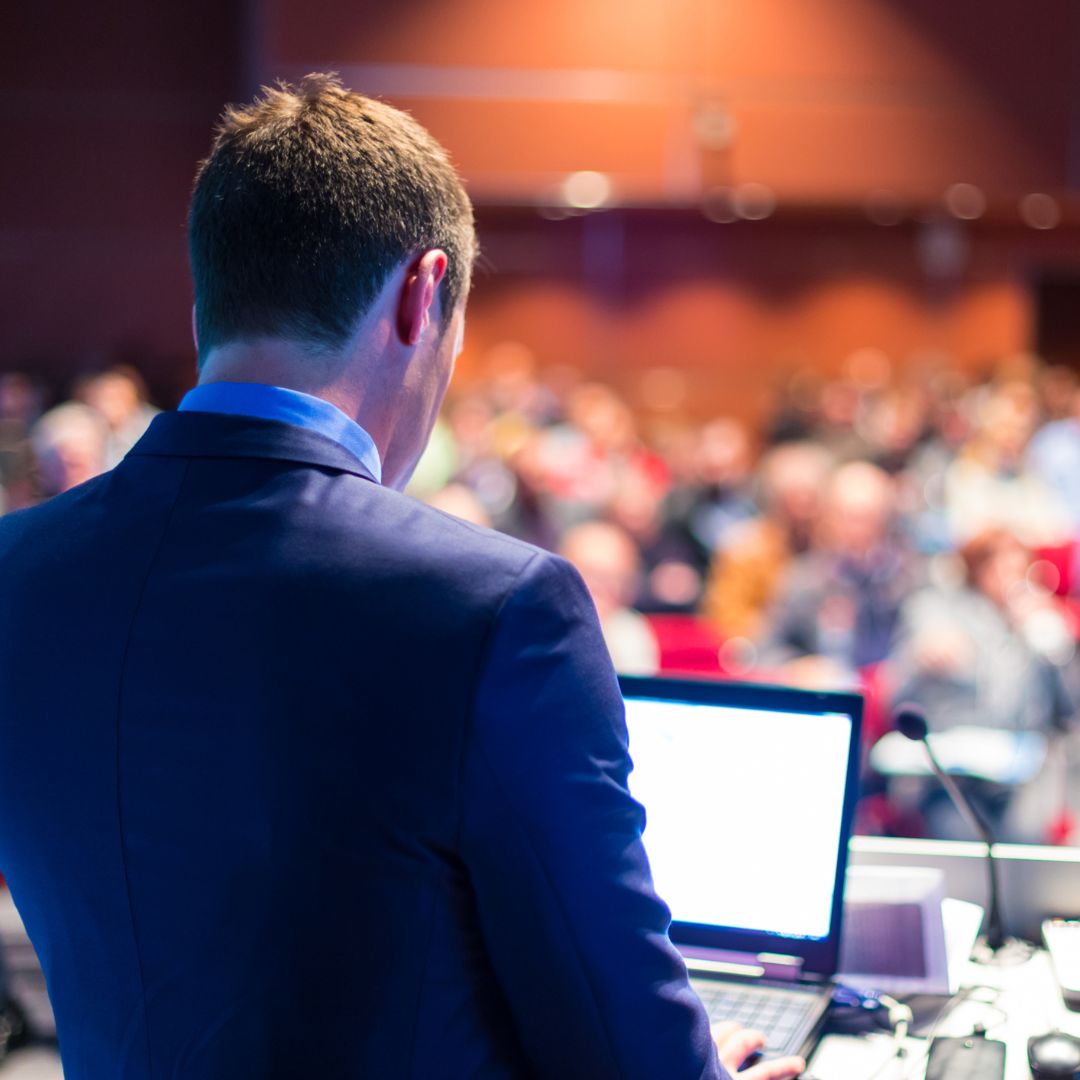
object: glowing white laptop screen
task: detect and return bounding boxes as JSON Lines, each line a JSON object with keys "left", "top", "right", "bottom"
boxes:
{"left": 624, "top": 695, "right": 854, "bottom": 942}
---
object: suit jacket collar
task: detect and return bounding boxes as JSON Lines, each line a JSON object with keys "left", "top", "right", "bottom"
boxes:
{"left": 127, "top": 410, "right": 380, "bottom": 483}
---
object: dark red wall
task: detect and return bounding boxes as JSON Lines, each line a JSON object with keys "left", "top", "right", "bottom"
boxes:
{"left": 466, "top": 208, "right": 1048, "bottom": 424}
{"left": 0, "top": 1, "right": 244, "bottom": 403}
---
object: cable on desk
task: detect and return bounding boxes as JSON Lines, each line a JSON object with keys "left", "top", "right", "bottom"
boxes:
{"left": 834, "top": 982, "right": 1011, "bottom": 1080}
{"left": 921, "top": 984, "right": 1008, "bottom": 1045}
{"left": 833, "top": 987, "right": 913, "bottom": 1080}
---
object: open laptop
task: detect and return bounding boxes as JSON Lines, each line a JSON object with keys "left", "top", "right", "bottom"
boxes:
{"left": 619, "top": 675, "right": 863, "bottom": 1062}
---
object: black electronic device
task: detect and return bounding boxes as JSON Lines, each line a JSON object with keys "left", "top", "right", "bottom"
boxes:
{"left": 1028, "top": 1031, "right": 1080, "bottom": 1079}
{"left": 924, "top": 1034, "right": 1006, "bottom": 1079}
{"left": 894, "top": 704, "right": 1007, "bottom": 952}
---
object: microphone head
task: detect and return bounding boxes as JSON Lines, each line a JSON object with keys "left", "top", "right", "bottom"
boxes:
{"left": 894, "top": 703, "right": 929, "bottom": 742}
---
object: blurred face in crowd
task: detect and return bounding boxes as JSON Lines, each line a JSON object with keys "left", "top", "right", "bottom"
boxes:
{"left": 31, "top": 405, "right": 107, "bottom": 495}
{"left": 560, "top": 521, "right": 641, "bottom": 622}
{"left": 922, "top": 370, "right": 972, "bottom": 448}
{"left": 1039, "top": 365, "right": 1078, "bottom": 422}
{"left": 978, "top": 382, "right": 1038, "bottom": 462}
{"left": 821, "top": 461, "right": 894, "bottom": 559}
{"left": 0, "top": 373, "right": 40, "bottom": 425}
{"left": 760, "top": 443, "right": 832, "bottom": 533}
{"left": 81, "top": 371, "right": 143, "bottom": 432}
{"left": 508, "top": 429, "right": 549, "bottom": 493}
{"left": 819, "top": 380, "right": 861, "bottom": 429}
{"left": 870, "top": 389, "right": 927, "bottom": 461}
{"left": 696, "top": 419, "right": 751, "bottom": 488}
{"left": 483, "top": 342, "right": 540, "bottom": 415}
{"left": 569, "top": 384, "right": 637, "bottom": 453}
{"left": 964, "top": 531, "right": 1030, "bottom": 610}
{"left": 608, "top": 471, "right": 664, "bottom": 541}
{"left": 448, "top": 393, "right": 495, "bottom": 456}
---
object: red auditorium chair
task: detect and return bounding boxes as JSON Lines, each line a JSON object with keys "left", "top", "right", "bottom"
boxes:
{"left": 646, "top": 614, "right": 728, "bottom": 677}
{"left": 1034, "top": 540, "right": 1078, "bottom": 597}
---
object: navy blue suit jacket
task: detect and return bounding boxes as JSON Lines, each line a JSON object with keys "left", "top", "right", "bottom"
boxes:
{"left": 0, "top": 411, "right": 723, "bottom": 1078}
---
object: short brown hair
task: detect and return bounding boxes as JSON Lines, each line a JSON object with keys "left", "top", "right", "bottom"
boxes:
{"left": 189, "top": 73, "right": 476, "bottom": 357}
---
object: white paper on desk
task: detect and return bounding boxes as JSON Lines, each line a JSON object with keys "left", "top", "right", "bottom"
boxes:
{"left": 942, "top": 897, "right": 984, "bottom": 994}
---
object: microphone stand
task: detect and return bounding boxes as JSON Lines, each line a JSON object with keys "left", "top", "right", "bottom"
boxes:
{"left": 919, "top": 738, "right": 1007, "bottom": 955}
{"left": 894, "top": 706, "right": 1032, "bottom": 965}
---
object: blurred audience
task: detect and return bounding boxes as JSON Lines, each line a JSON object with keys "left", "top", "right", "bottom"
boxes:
{"left": 30, "top": 403, "right": 108, "bottom": 497}
{"left": 608, "top": 469, "right": 702, "bottom": 614}
{"left": 888, "top": 529, "right": 1076, "bottom": 840}
{"left": 76, "top": 366, "right": 160, "bottom": 468}
{"left": 663, "top": 419, "right": 757, "bottom": 571}
{"left": 7, "top": 344, "right": 1080, "bottom": 842}
{"left": 559, "top": 520, "right": 659, "bottom": 675}
{"left": 1029, "top": 380, "right": 1080, "bottom": 532}
{"left": 892, "top": 529, "right": 1075, "bottom": 734}
{"left": 945, "top": 381, "right": 1070, "bottom": 547}
{"left": 762, "top": 461, "right": 920, "bottom": 680}
{"left": 703, "top": 441, "right": 832, "bottom": 641}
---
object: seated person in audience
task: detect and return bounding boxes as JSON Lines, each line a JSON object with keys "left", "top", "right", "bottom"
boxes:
{"left": 889, "top": 528, "right": 1076, "bottom": 841}
{"left": 893, "top": 368, "right": 974, "bottom": 554}
{"left": 29, "top": 402, "right": 108, "bottom": 497}
{"left": 607, "top": 469, "right": 704, "bottom": 613}
{"left": 540, "top": 382, "right": 669, "bottom": 531}
{"left": 1029, "top": 377, "right": 1080, "bottom": 534}
{"left": 493, "top": 427, "right": 563, "bottom": 549}
{"left": 560, "top": 519, "right": 660, "bottom": 675}
{"left": 477, "top": 394, "right": 573, "bottom": 549}
{"left": 761, "top": 461, "right": 920, "bottom": 682}
{"left": 945, "top": 380, "right": 1071, "bottom": 548}
{"left": 78, "top": 366, "right": 160, "bottom": 469}
{"left": 810, "top": 377, "right": 875, "bottom": 463}
{"left": 762, "top": 368, "right": 821, "bottom": 445}
{"left": 1037, "top": 363, "right": 1079, "bottom": 423}
{"left": 864, "top": 384, "right": 929, "bottom": 476}
{"left": 662, "top": 418, "right": 757, "bottom": 574}
{"left": 704, "top": 441, "right": 832, "bottom": 642}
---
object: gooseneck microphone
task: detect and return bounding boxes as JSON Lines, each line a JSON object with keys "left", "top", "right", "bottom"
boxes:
{"left": 893, "top": 704, "right": 1007, "bottom": 953}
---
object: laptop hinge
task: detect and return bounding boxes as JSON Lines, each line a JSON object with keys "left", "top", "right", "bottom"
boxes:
{"left": 681, "top": 946, "right": 805, "bottom": 982}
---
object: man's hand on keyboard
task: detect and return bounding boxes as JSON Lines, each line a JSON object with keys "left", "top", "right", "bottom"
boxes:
{"left": 712, "top": 1021, "right": 806, "bottom": 1079}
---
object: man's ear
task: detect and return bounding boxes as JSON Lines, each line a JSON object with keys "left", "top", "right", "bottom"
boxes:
{"left": 191, "top": 306, "right": 199, "bottom": 353}
{"left": 397, "top": 250, "right": 448, "bottom": 346}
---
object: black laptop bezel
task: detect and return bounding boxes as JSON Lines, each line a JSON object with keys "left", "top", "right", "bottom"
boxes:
{"left": 618, "top": 674, "right": 864, "bottom": 977}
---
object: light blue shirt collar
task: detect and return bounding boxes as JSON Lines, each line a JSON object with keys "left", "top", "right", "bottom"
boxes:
{"left": 178, "top": 382, "right": 382, "bottom": 484}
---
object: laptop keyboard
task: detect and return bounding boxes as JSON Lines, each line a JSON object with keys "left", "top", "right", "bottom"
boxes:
{"left": 690, "top": 978, "right": 824, "bottom": 1057}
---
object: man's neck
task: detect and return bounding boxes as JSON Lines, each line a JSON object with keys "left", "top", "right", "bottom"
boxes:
{"left": 197, "top": 340, "right": 360, "bottom": 421}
